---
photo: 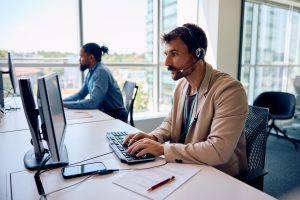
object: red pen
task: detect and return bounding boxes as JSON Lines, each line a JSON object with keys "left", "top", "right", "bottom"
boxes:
{"left": 147, "top": 176, "right": 175, "bottom": 191}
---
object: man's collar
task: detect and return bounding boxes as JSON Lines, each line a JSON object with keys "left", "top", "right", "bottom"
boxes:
{"left": 89, "top": 62, "right": 100, "bottom": 72}
{"left": 199, "top": 62, "right": 212, "bottom": 95}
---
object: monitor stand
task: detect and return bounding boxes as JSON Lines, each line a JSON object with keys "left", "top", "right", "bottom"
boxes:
{"left": 24, "top": 145, "right": 69, "bottom": 170}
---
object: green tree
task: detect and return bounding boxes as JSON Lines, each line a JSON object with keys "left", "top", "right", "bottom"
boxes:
{"left": 0, "top": 49, "right": 8, "bottom": 58}
{"left": 37, "top": 51, "right": 74, "bottom": 58}
{"left": 134, "top": 83, "right": 148, "bottom": 112}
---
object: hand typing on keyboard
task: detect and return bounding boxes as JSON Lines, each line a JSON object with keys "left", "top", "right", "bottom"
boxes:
{"left": 123, "top": 132, "right": 156, "bottom": 146}
{"left": 107, "top": 131, "right": 156, "bottom": 164}
{"left": 123, "top": 132, "right": 164, "bottom": 157}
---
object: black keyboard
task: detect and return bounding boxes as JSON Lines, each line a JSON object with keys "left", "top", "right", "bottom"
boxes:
{"left": 106, "top": 131, "right": 155, "bottom": 164}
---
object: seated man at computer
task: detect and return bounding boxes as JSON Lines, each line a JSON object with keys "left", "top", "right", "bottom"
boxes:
{"left": 124, "top": 23, "right": 248, "bottom": 176}
{"left": 63, "top": 43, "right": 127, "bottom": 121}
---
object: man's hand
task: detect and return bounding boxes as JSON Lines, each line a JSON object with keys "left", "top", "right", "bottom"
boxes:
{"left": 122, "top": 132, "right": 163, "bottom": 157}
{"left": 126, "top": 138, "right": 164, "bottom": 157}
{"left": 122, "top": 132, "right": 156, "bottom": 146}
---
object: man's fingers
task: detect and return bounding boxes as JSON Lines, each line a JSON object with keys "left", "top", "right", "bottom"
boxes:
{"left": 136, "top": 149, "right": 148, "bottom": 157}
{"left": 122, "top": 134, "right": 134, "bottom": 145}
{"left": 127, "top": 139, "right": 146, "bottom": 154}
{"left": 127, "top": 133, "right": 144, "bottom": 146}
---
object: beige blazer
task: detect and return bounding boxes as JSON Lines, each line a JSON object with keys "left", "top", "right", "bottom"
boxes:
{"left": 150, "top": 63, "right": 248, "bottom": 176}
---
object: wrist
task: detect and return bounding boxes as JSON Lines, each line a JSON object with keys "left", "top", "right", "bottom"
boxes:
{"left": 151, "top": 134, "right": 158, "bottom": 142}
{"left": 160, "top": 143, "right": 164, "bottom": 156}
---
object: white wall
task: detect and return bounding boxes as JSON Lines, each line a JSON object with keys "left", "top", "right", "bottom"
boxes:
{"left": 216, "top": 0, "right": 242, "bottom": 79}
{"left": 200, "top": 0, "right": 242, "bottom": 78}
{"left": 198, "top": 0, "right": 219, "bottom": 67}
{"left": 135, "top": 115, "right": 165, "bottom": 133}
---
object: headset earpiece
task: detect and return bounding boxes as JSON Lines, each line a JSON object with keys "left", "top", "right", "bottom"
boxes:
{"left": 183, "top": 26, "right": 206, "bottom": 60}
{"left": 195, "top": 48, "right": 205, "bottom": 60}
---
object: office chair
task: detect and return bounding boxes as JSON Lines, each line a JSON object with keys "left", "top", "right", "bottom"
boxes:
{"left": 122, "top": 81, "right": 138, "bottom": 127}
{"left": 235, "top": 105, "right": 269, "bottom": 191}
{"left": 253, "top": 91, "right": 298, "bottom": 149}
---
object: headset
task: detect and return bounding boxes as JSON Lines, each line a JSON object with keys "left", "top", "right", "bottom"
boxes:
{"left": 182, "top": 25, "right": 206, "bottom": 60}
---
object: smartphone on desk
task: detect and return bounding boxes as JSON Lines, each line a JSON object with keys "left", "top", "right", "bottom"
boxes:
{"left": 62, "top": 162, "right": 106, "bottom": 179}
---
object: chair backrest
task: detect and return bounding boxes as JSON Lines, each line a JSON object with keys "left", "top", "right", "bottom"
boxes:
{"left": 245, "top": 105, "right": 269, "bottom": 170}
{"left": 253, "top": 91, "right": 295, "bottom": 120}
{"left": 122, "top": 81, "right": 138, "bottom": 127}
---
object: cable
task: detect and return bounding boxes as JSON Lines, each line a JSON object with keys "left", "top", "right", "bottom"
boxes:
{"left": 36, "top": 151, "right": 167, "bottom": 198}
{"left": 5, "top": 87, "right": 14, "bottom": 98}
{"left": 118, "top": 160, "right": 168, "bottom": 171}
{"left": 38, "top": 162, "right": 118, "bottom": 199}
{"left": 39, "top": 172, "right": 98, "bottom": 200}
{"left": 34, "top": 155, "right": 51, "bottom": 196}
{"left": 38, "top": 161, "right": 168, "bottom": 199}
{"left": 0, "top": 87, "right": 13, "bottom": 97}
{"left": 70, "top": 151, "right": 113, "bottom": 166}
{"left": 39, "top": 151, "right": 113, "bottom": 175}
{"left": 0, "top": 87, "right": 20, "bottom": 111}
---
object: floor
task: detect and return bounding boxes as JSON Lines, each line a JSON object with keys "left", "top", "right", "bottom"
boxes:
{"left": 264, "top": 118, "right": 300, "bottom": 199}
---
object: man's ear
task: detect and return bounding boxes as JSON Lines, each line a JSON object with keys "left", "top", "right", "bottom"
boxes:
{"left": 89, "top": 54, "right": 94, "bottom": 61}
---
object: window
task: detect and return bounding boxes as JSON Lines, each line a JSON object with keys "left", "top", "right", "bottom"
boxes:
{"left": 240, "top": 0, "right": 300, "bottom": 103}
{"left": 0, "top": 0, "right": 204, "bottom": 115}
{"left": 82, "top": 0, "right": 154, "bottom": 113}
{"left": 0, "top": 0, "right": 80, "bottom": 97}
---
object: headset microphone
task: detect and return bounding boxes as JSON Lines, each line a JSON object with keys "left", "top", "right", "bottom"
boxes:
{"left": 167, "top": 59, "right": 199, "bottom": 80}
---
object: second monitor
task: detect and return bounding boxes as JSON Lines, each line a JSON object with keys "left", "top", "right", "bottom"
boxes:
{"left": 0, "top": 52, "right": 18, "bottom": 108}
{"left": 19, "top": 72, "right": 68, "bottom": 170}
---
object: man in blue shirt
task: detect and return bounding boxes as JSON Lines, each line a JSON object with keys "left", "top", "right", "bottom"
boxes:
{"left": 63, "top": 43, "right": 127, "bottom": 121}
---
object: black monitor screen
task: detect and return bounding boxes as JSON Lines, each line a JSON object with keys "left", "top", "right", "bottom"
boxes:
{"left": 8, "top": 52, "right": 17, "bottom": 94}
{"left": 21, "top": 73, "right": 68, "bottom": 170}
{"left": 47, "top": 76, "right": 66, "bottom": 145}
{"left": 37, "top": 73, "right": 67, "bottom": 162}
{"left": 0, "top": 52, "right": 17, "bottom": 108}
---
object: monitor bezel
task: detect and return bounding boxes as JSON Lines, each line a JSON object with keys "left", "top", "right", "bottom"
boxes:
{"left": 20, "top": 73, "right": 68, "bottom": 170}
{"left": 7, "top": 52, "right": 17, "bottom": 94}
{"left": 0, "top": 52, "right": 17, "bottom": 108}
{"left": 37, "top": 72, "right": 67, "bottom": 162}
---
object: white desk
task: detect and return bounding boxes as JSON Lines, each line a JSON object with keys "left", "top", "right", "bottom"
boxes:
{"left": 0, "top": 103, "right": 114, "bottom": 133}
{"left": 65, "top": 108, "right": 114, "bottom": 124}
{"left": 0, "top": 120, "right": 276, "bottom": 200}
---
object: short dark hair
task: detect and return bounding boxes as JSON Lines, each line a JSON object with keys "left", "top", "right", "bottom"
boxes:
{"left": 82, "top": 43, "right": 109, "bottom": 62}
{"left": 162, "top": 23, "right": 207, "bottom": 55}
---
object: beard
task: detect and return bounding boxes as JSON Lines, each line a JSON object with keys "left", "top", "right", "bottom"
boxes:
{"left": 80, "top": 64, "right": 89, "bottom": 72}
{"left": 167, "top": 66, "right": 182, "bottom": 81}
{"left": 167, "top": 65, "right": 190, "bottom": 81}
{"left": 167, "top": 59, "right": 198, "bottom": 81}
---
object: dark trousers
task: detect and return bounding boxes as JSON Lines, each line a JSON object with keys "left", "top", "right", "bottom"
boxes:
{"left": 103, "top": 108, "right": 128, "bottom": 123}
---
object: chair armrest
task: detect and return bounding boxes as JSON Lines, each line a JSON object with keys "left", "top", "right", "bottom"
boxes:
{"left": 235, "top": 168, "right": 269, "bottom": 183}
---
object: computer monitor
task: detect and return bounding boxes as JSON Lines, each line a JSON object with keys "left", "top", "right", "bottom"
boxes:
{"left": 19, "top": 73, "right": 68, "bottom": 170}
{"left": 7, "top": 52, "right": 18, "bottom": 94}
{"left": 0, "top": 52, "right": 18, "bottom": 108}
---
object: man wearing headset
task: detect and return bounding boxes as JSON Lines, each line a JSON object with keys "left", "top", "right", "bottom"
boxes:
{"left": 124, "top": 23, "right": 248, "bottom": 176}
